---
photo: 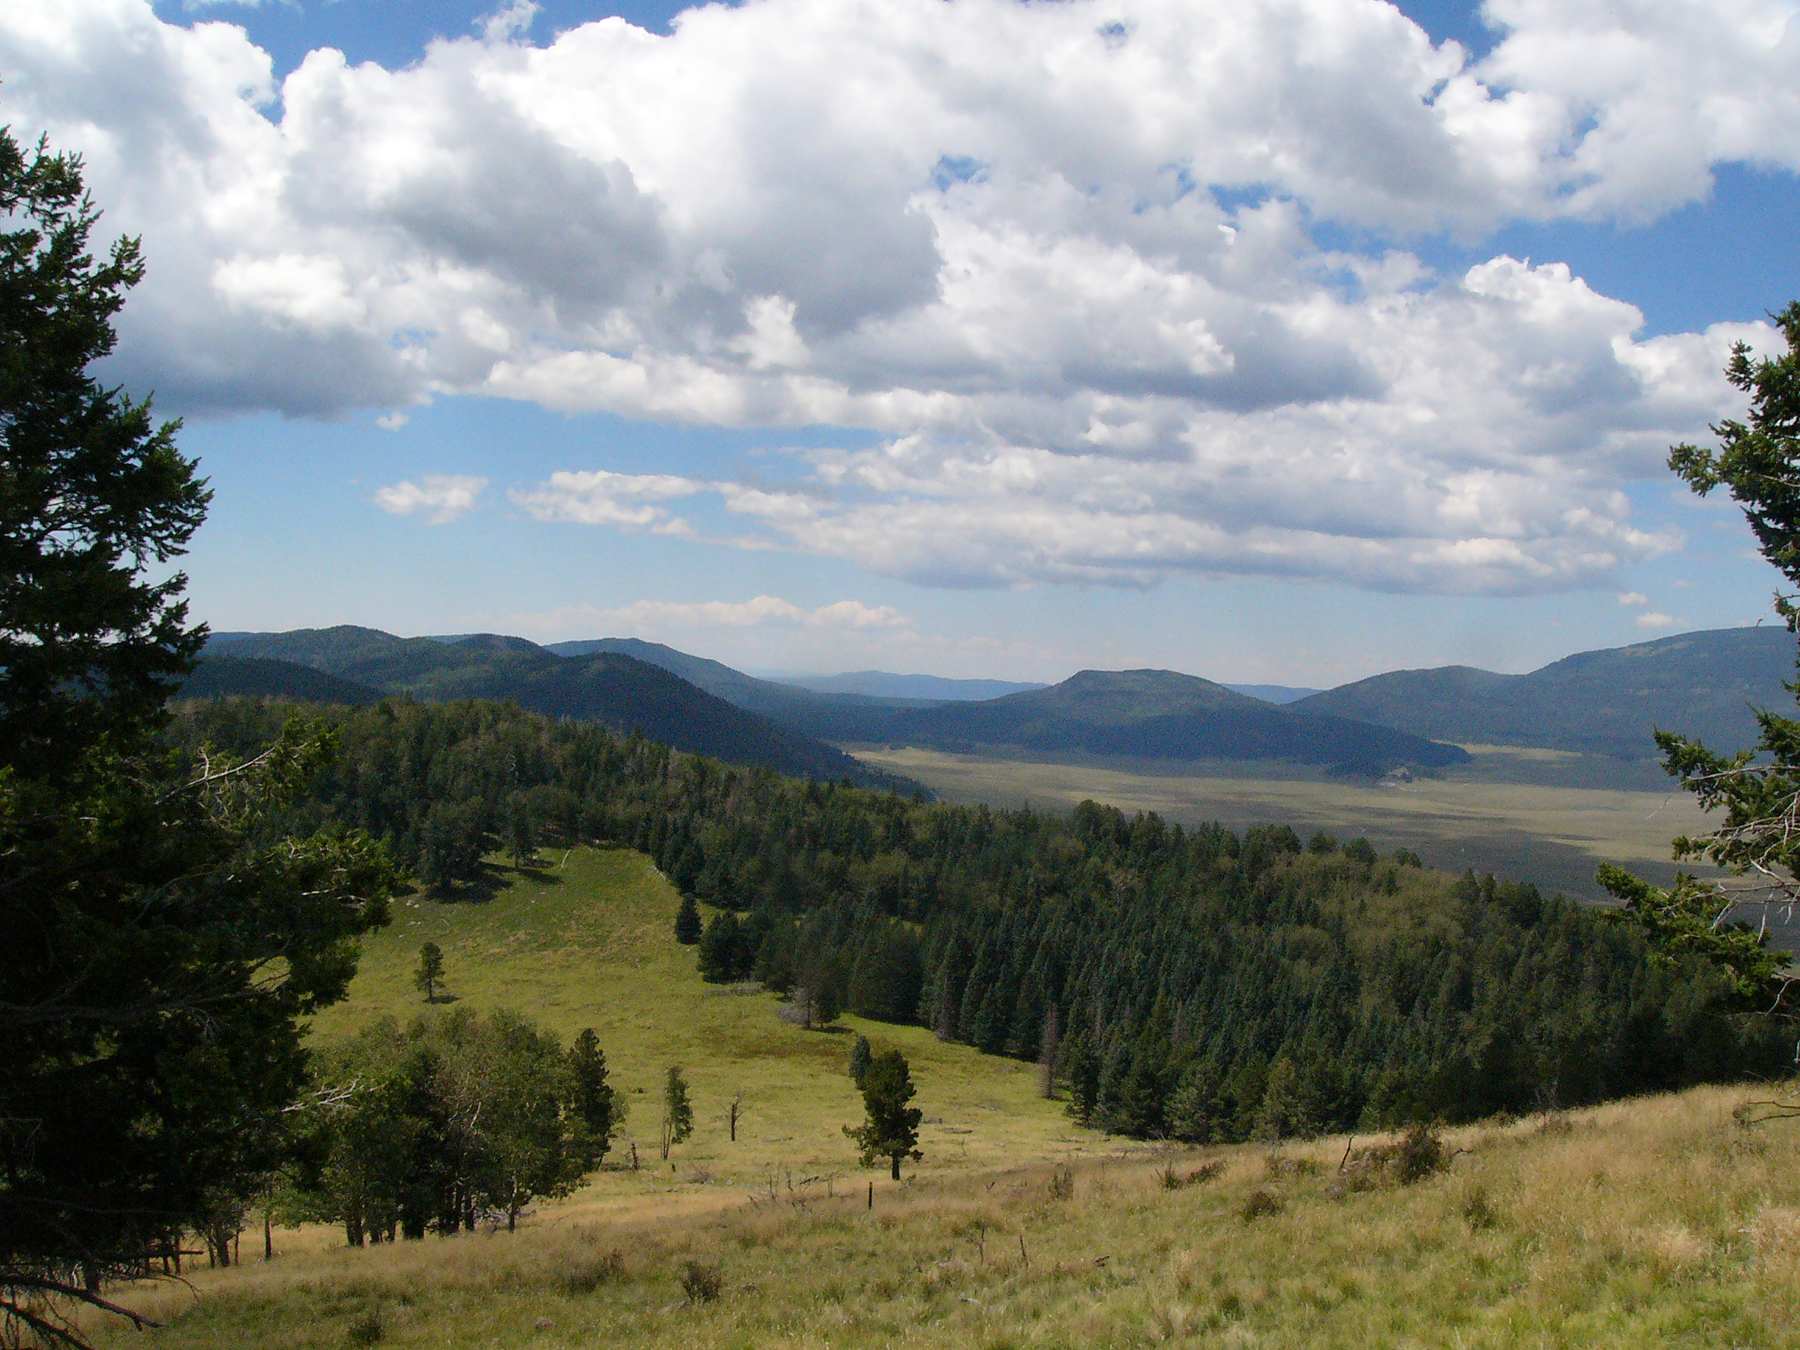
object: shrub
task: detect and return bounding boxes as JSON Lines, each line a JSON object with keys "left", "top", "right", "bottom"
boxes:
{"left": 345, "top": 1310, "right": 383, "bottom": 1346}
{"left": 557, "top": 1248, "right": 626, "bottom": 1294}
{"left": 1239, "top": 1189, "right": 1283, "bottom": 1222}
{"left": 1461, "top": 1184, "right": 1499, "bottom": 1231}
{"left": 1047, "top": 1163, "right": 1075, "bottom": 1200}
{"left": 680, "top": 1260, "right": 723, "bottom": 1303}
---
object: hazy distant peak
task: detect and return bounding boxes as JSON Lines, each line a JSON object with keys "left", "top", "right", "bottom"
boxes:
{"left": 776, "top": 670, "right": 1047, "bottom": 701}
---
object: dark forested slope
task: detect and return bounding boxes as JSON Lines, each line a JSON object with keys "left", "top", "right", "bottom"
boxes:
{"left": 868, "top": 669, "right": 1469, "bottom": 773}
{"left": 179, "top": 655, "right": 383, "bottom": 705}
{"left": 204, "top": 627, "right": 905, "bottom": 788}
{"left": 169, "top": 697, "right": 1783, "bottom": 1142}
{"left": 1298, "top": 626, "right": 1794, "bottom": 758}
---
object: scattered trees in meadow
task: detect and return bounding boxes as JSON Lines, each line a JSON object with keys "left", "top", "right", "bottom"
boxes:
{"left": 414, "top": 942, "right": 446, "bottom": 1002}
{"left": 661, "top": 1067, "right": 693, "bottom": 1160}
{"left": 846, "top": 1051, "right": 922, "bottom": 1180}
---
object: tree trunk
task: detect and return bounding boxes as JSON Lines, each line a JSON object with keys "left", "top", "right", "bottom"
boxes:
{"left": 890, "top": 1153, "right": 901, "bottom": 1181}
{"left": 264, "top": 1211, "right": 273, "bottom": 1262}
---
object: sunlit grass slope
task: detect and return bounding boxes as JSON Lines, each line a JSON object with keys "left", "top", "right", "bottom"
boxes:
{"left": 100, "top": 1084, "right": 1800, "bottom": 1348}
{"left": 309, "top": 846, "right": 1102, "bottom": 1190}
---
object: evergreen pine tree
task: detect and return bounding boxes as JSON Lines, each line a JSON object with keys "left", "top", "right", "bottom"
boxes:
{"left": 674, "top": 892, "right": 702, "bottom": 945}
{"left": 660, "top": 1066, "right": 693, "bottom": 1160}
{"left": 845, "top": 1050, "right": 923, "bottom": 1181}
{"left": 414, "top": 942, "right": 445, "bottom": 1003}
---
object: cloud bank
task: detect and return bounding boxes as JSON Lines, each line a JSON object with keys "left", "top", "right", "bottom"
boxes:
{"left": 3, "top": 0, "right": 1795, "bottom": 593}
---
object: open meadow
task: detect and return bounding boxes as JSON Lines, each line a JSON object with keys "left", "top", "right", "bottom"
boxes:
{"left": 307, "top": 847, "right": 1107, "bottom": 1189}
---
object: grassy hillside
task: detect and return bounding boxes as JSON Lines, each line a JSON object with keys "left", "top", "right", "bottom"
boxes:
{"left": 93, "top": 1057, "right": 1800, "bottom": 1347}
{"left": 309, "top": 847, "right": 1094, "bottom": 1183}
{"left": 1298, "top": 625, "right": 1796, "bottom": 759}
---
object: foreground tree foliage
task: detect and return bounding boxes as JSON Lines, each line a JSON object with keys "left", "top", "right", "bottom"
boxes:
{"left": 0, "top": 127, "right": 395, "bottom": 1346}
{"left": 1602, "top": 302, "right": 1800, "bottom": 1021}
{"left": 173, "top": 695, "right": 1791, "bottom": 1144}
{"left": 290, "top": 1010, "right": 617, "bottom": 1243}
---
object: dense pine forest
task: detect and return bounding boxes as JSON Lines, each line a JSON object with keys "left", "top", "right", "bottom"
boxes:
{"left": 171, "top": 696, "right": 1789, "bottom": 1142}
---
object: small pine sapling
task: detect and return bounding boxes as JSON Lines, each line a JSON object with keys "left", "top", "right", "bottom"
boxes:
{"left": 414, "top": 941, "right": 445, "bottom": 1003}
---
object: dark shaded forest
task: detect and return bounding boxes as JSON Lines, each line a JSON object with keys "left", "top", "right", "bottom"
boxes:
{"left": 170, "top": 695, "right": 1789, "bottom": 1143}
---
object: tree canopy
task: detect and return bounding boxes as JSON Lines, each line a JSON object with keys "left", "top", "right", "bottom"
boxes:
{"left": 1602, "top": 302, "right": 1800, "bottom": 1020}
{"left": 0, "top": 127, "right": 394, "bottom": 1346}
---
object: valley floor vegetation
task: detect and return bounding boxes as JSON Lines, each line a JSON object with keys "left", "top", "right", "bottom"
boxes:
{"left": 83, "top": 1083, "right": 1800, "bottom": 1350}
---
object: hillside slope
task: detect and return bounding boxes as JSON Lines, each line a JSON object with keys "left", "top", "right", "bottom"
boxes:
{"left": 870, "top": 669, "right": 1469, "bottom": 773}
{"left": 205, "top": 627, "right": 906, "bottom": 787}
{"left": 1298, "top": 625, "right": 1796, "bottom": 758}
{"left": 178, "top": 654, "right": 383, "bottom": 705}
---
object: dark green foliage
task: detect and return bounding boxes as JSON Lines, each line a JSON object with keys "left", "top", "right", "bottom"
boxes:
{"left": 0, "top": 132, "right": 209, "bottom": 781}
{"left": 414, "top": 942, "right": 445, "bottom": 1002}
{"left": 181, "top": 655, "right": 382, "bottom": 706}
{"left": 848, "top": 1035, "right": 873, "bottom": 1088}
{"left": 845, "top": 1051, "right": 922, "bottom": 1180}
{"left": 1602, "top": 302, "right": 1800, "bottom": 1016}
{"left": 674, "top": 892, "right": 703, "bottom": 945}
{"left": 0, "top": 126, "right": 395, "bottom": 1345}
{"left": 567, "top": 1029, "right": 618, "bottom": 1165}
{"left": 698, "top": 911, "right": 751, "bottom": 983}
{"left": 294, "top": 1009, "right": 609, "bottom": 1241}
{"left": 661, "top": 1067, "right": 693, "bottom": 1159}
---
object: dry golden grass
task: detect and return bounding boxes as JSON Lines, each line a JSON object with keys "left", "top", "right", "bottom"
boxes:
{"left": 89, "top": 1084, "right": 1800, "bottom": 1348}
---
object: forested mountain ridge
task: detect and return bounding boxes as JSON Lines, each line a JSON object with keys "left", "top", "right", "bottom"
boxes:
{"left": 1297, "top": 625, "right": 1795, "bottom": 759}
{"left": 180, "top": 654, "right": 383, "bottom": 705}
{"left": 861, "top": 669, "right": 1469, "bottom": 774}
{"left": 169, "top": 696, "right": 1786, "bottom": 1142}
{"left": 203, "top": 626, "right": 911, "bottom": 789}
{"left": 550, "top": 642, "right": 1466, "bottom": 775}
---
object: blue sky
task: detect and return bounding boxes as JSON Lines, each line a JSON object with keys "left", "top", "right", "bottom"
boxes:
{"left": 9, "top": 0, "right": 1799, "bottom": 683}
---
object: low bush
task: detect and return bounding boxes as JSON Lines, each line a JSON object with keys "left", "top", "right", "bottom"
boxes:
{"left": 680, "top": 1260, "right": 723, "bottom": 1304}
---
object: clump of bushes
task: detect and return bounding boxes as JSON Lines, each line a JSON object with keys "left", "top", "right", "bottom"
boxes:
{"left": 1330, "top": 1122, "right": 1450, "bottom": 1197}
{"left": 1160, "top": 1159, "right": 1225, "bottom": 1190}
{"left": 1047, "top": 1163, "right": 1075, "bottom": 1200}
{"left": 345, "top": 1309, "right": 383, "bottom": 1346}
{"left": 556, "top": 1247, "right": 625, "bottom": 1294}
{"left": 680, "top": 1260, "right": 723, "bottom": 1304}
{"left": 1239, "top": 1189, "right": 1283, "bottom": 1222}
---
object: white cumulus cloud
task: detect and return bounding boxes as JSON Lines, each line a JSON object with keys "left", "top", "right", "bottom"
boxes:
{"left": 1636, "top": 610, "right": 1679, "bottom": 629}
{"left": 373, "top": 474, "right": 488, "bottom": 523}
{"left": 2, "top": 0, "right": 1794, "bottom": 594}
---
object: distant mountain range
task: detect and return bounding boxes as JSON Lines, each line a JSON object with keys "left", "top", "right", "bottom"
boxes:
{"left": 193, "top": 629, "right": 1466, "bottom": 779}
{"left": 197, "top": 628, "right": 915, "bottom": 790}
{"left": 189, "top": 623, "right": 1790, "bottom": 783}
{"left": 1296, "top": 626, "right": 1795, "bottom": 759}
{"left": 549, "top": 641, "right": 1462, "bottom": 774}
